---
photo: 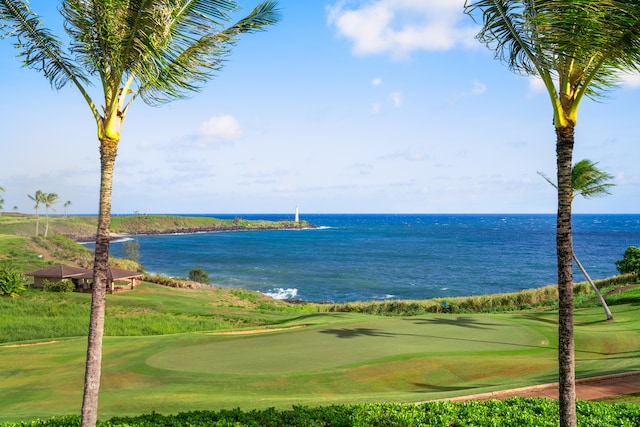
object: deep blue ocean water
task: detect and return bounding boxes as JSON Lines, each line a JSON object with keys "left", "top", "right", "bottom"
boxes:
{"left": 105, "top": 214, "right": 640, "bottom": 303}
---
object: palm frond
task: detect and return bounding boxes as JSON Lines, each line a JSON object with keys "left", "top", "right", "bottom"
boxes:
{"left": 0, "top": 0, "right": 89, "bottom": 89}
{"left": 572, "top": 159, "right": 615, "bottom": 199}
{"left": 465, "top": 0, "right": 640, "bottom": 100}
{"left": 138, "top": 0, "right": 281, "bottom": 105}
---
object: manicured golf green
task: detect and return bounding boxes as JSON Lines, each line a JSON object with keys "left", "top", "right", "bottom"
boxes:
{"left": 2, "top": 303, "right": 640, "bottom": 422}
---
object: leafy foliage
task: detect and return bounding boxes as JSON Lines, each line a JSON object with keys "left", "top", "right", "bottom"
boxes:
{"left": 2, "top": 399, "right": 640, "bottom": 426}
{"left": 616, "top": 246, "right": 640, "bottom": 278}
{"left": 188, "top": 268, "right": 210, "bottom": 284}
{"left": 0, "top": 263, "right": 27, "bottom": 297}
{"left": 122, "top": 239, "right": 140, "bottom": 264}
{"left": 42, "top": 278, "right": 75, "bottom": 293}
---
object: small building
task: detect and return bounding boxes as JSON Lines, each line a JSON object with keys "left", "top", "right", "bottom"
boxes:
{"left": 25, "top": 265, "right": 91, "bottom": 290}
{"left": 77, "top": 267, "right": 143, "bottom": 293}
{"left": 25, "top": 264, "right": 143, "bottom": 293}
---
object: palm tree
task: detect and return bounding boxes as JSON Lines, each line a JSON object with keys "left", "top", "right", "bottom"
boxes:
{"left": 0, "top": 197, "right": 4, "bottom": 215}
{"left": 464, "top": 2, "right": 640, "bottom": 425}
{"left": 539, "top": 159, "right": 615, "bottom": 321}
{"left": 0, "top": 1, "right": 279, "bottom": 425}
{"left": 42, "top": 192, "right": 59, "bottom": 238}
{"left": 64, "top": 200, "right": 72, "bottom": 218}
{"left": 28, "top": 190, "right": 45, "bottom": 236}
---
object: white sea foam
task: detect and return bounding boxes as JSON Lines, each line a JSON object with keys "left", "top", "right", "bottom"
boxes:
{"left": 263, "top": 288, "right": 299, "bottom": 300}
{"left": 111, "top": 237, "right": 134, "bottom": 243}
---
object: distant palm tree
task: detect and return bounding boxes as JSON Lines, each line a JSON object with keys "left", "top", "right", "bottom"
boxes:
{"left": 0, "top": 186, "right": 5, "bottom": 215}
{"left": 64, "top": 200, "right": 72, "bottom": 218}
{"left": 28, "top": 190, "right": 45, "bottom": 236}
{"left": 42, "top": 193, "right": 59, "bottom": 238}
{"left": 539, "top": 159, "right": 615, "bottom": 321}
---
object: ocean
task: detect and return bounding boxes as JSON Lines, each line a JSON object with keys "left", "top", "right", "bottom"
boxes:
{"left": 105, "top": 214, "right": 640, "bottom": 303}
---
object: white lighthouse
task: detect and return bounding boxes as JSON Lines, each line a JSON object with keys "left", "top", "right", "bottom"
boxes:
{"left": 294, "top": 206, "right": 299, "bottom": 223}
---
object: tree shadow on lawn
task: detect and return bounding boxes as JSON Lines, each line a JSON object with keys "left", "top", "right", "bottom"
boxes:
{"left": 319, "top": 327, "right": 398, "bottom": 339}
{"left": 409, "top": 316, "right": 499, "bottom": 330}
{"left": 409, "top": 382, "right": 489, "bottom": 394}
{"left": 320, "top": 317, "right": 501, "bottom": 339}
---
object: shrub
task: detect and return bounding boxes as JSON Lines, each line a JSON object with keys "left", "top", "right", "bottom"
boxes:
{"left": 0, "top": 264, "right": 28, "bottom": 297}
{"left": 42, "top": 278, "right": 75, "bottom": 293}
{"left": 188, "top": 268, "right": 210, "bottom": 284}
{"left": 615, "top": 246, "right": 640, "bottom": 279}
{"left": 122, "top": 238, "right": 141, "bottom": 263}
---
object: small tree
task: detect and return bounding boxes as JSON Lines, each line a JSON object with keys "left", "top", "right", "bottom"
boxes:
{"left": 615, "top": 247, "right": 640, "bottom": 279}
{"left": 188, "top": 268, "right": 210, "bottom": 284}
{"left": 122, "top": 239, "right": 141, "bottom": 264}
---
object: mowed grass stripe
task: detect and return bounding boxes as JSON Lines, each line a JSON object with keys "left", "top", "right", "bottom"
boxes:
{"left": 147, "top": 316, "right": 548, "bottom": 374}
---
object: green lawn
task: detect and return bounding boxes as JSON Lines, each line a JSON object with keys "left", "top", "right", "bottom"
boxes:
{"left": 2, "top": 300, "right": 639, "bottom": 422}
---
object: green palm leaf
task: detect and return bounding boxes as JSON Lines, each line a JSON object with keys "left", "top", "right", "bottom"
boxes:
{"left": 0, "top": 0, "right": 90, "bottom": 89}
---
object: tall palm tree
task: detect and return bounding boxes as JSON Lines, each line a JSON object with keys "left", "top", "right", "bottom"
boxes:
{"left": 42, "top": 192, "right": 59, "bottom": 238}
{"left": 539, "top": 159, "right": 615, "bottom": 321}
{"left": 0, "top": 1, "right": 279, "bottom": 425}
{"left": 27, "top": 190, "right": 45, "bottom": 236}
{"left": 464, "top": 2, "right": 640, "bottom": 425}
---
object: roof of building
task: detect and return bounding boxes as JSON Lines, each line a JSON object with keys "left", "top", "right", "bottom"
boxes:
{"left": 25, "top": 264, "right": 90, "bottom": 278}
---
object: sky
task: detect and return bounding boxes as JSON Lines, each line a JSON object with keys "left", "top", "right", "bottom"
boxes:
{"left": 1, "top": 0, "right": 639, "bottom": 215}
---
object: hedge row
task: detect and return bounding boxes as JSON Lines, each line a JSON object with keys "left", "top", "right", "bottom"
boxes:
{"left": 4, "top": 398, "right": 640, "bottom": 427}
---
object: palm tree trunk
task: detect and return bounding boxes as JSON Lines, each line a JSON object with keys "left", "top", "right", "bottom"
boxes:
{"left": 81, "top": 140, "right": 117, "bottom": 427}
{"left": 556, "top": 126, "right": 576, "bottom": 427}
{"left": 573, "top": 251, "right": 613, "bottom": 320}
{"left": 35, "top": 207, "right": 39, "bottom": 236}
{"left": 44, "top": 207, "right": 50, "bottom": 238}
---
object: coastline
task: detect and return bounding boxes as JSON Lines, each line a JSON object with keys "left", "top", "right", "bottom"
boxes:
{"left": 71, "top": 221, "right": 318, "bottom": 243}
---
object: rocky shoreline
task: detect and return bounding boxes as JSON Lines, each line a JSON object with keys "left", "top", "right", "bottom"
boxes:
{"left": 69, "top": 221, "right": 318, "bottom": 243}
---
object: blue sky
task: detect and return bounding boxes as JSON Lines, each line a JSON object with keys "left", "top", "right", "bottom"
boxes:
{"left": 1, "top": 0, "right": 639, "bottom": 215}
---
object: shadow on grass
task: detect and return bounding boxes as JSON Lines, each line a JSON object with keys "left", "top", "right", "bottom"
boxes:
{"left": 409, "top": 382, "right": 489, "bottom": 393}
{"left": 408, "top": 316, "right": 499, "bottom": 330}
{"left": 319, "top": 327, "right": 397, "bottom": 339}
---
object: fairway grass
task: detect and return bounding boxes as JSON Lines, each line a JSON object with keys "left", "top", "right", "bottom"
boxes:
{"left": 2, "top": 304, "right": 640, "bottom": 422}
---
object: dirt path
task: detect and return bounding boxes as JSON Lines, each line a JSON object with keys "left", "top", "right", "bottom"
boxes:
{"left": 447, "top": 371, "right": 640, "bottom": 402}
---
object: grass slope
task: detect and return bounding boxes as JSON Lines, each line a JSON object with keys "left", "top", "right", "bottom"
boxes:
{"left": 0, "top": 214, "right": 312, "bottom": 241}
{"left": 2, "top": 284, "right": 640, "bottom": 422}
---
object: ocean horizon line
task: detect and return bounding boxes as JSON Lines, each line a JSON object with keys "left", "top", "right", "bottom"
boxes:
{"left": 64, "top": 212, "right": 637, "bottom": 217}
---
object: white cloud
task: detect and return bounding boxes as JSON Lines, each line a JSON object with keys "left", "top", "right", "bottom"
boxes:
{"left": 371, "top": 102, "right": 383, "bottom": 114}
{"left": 199, "top": 115, "right": 242, "bottom": 141}
{"left": 471, "top": 81, "right": 486, "bottom": 95}
{"left": 389, "top": 91, "right": 403, "bottom": 107}
{"left": 448, "top": 80, "right": 487, "bottom": 105}
{"left": 327, "top": 0, "right": 478, "bottom": 59}
{"left": 619, "top": 72, "right": 640, "bottom": 89}
{"left": 527, "top": 75, "right": 547, "bottom": 95}
{"left": 372, "top": 77, "right": 383, "bottom": 86}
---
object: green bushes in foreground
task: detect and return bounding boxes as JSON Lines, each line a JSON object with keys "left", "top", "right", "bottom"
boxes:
{"left": 3, "top": 399, "right": 640, "bottom": 426}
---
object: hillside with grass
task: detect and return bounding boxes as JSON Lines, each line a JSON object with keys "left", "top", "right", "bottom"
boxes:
{"left": 0, "top": 213, "right": 314, "bottom": 241}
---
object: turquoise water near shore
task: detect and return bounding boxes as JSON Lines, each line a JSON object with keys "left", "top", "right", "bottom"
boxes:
{"left": 107, "top": 214, "right": 640, "bottom": 303}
